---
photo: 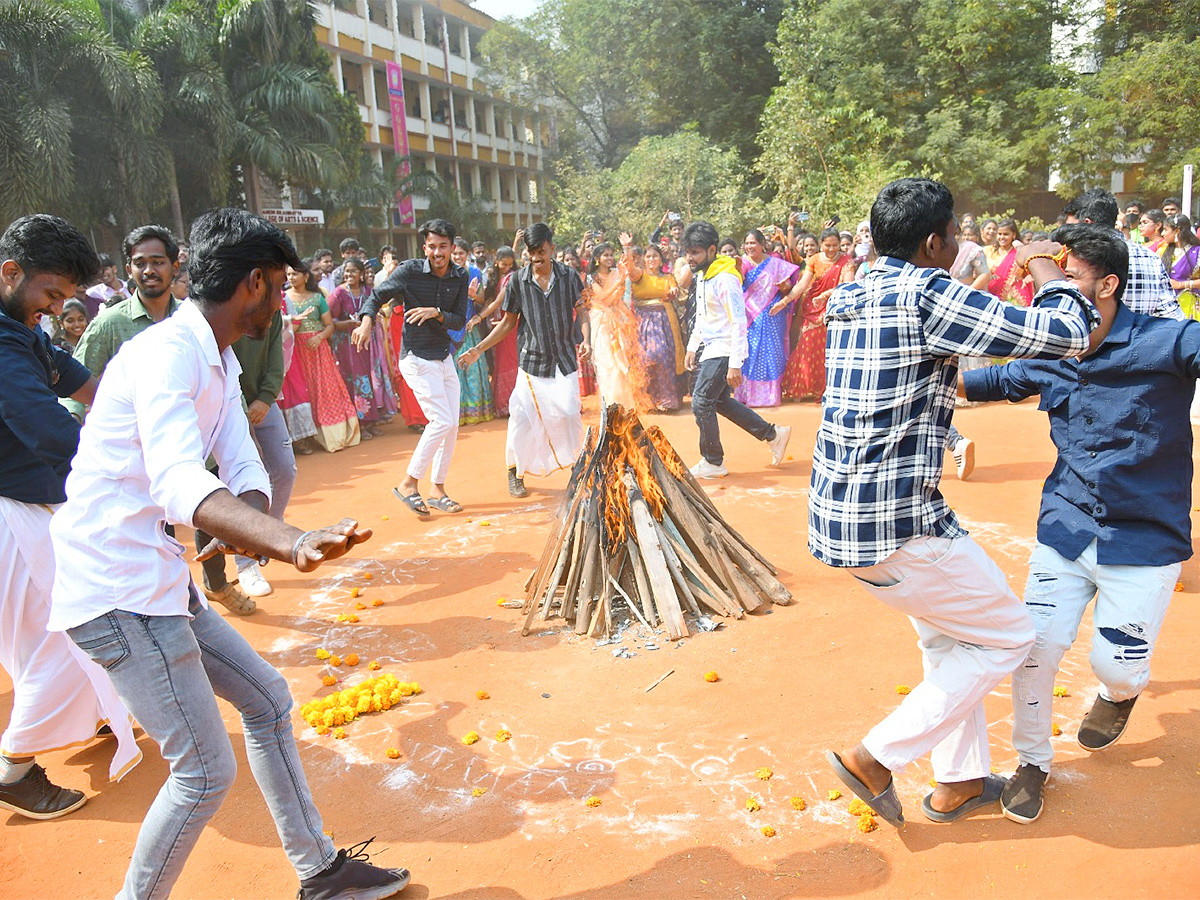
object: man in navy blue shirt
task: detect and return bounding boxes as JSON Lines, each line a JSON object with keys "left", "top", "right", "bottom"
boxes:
{"left": 962, "top": 224, "right": 1198, "bottom": 824}
{"left": 0, "top": 215, "right": 137, "bottom": 820}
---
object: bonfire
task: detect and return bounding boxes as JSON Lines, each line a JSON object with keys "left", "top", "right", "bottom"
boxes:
{"left": 520, "top": 406, "right": 792, "bottom": 640}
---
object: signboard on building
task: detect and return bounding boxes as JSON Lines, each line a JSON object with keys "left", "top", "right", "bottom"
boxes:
{"left": 386, "top": 60, "right": 417, "bottom": 228}
{"left": 261, "top": 208, "right": 325, "bottom": 226}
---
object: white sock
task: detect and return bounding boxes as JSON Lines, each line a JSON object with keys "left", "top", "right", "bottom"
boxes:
{"left": 0, "top": 758, "right": 35, "bottom": 784}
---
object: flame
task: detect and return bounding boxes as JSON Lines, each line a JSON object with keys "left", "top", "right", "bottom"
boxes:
{"left": 645, "top": 426, "right": 688, "bottom": 481}
{"left": 585, "top": 265, "right": 652, "bottom": 414}
{"left": 594, "top": 407, "right": 667, "bottom": 551}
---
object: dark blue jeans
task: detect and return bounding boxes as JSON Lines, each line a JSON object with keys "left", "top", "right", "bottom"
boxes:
{"left": 691, "top": 356, "right": 775, "bottom": 465}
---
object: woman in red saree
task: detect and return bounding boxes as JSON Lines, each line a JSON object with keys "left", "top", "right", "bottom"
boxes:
{"left": 781, "top": 228, "right": 855, "bottom": 401}
{"left": 469, "top": 247, "right": 519, "bottom": 416}
{"left": 986, "top": 218, "right": 1033, "bottom": 306}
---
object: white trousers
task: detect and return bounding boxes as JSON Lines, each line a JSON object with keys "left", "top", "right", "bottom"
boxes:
{"left": 505, "top": 369, "right": 583, "bottom": 478}
{"left": 0, "top": 498, "right": 139, "bottom": 780}
{"left": 1013, "top": 540, "right": 1177, "bottom": 772}
{"left": 850, "top": 535, "right": 1035, "bottom": 782}
{"left": 399, "top": 354, "right": 461, "bottom": 485}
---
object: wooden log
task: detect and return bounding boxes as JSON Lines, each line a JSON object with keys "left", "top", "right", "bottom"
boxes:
{"left": 556, "top": 509, "right": 588, "bottom": 619}
{"left": 625, "top": 472, "right": 688, "bottom": 640}
{"left": 573, "top": 524, "right": 602, "bottom": 633}
{"left": 625, "top": 538, "right": 658, "bottom": 627}
{"left": 655, "top": 519, "right": 703, "bottom": 618}
{"left": 715, "top": 529, "right": 793, "bottom": 605}
{"left": 691, "top": 493, "right": 779, "bottom": 575}
{"left": 659, "top": 521, "right": 743, "bottom": 618}
{"left": 705, "top": 526, "right": 764, "bottom": 613}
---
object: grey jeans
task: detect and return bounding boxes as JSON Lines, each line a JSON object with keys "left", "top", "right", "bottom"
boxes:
{"left": 67, "top": 589, "right": 334, "bottom": 899}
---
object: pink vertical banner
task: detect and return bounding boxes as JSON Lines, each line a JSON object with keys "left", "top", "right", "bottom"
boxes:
{"left": 385, "top": 61, "right": 415, "bottom": 227}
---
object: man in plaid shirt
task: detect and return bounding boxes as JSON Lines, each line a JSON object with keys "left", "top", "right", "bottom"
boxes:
{"left": 815, "top": 178, "right": 1102, "bottom": 826}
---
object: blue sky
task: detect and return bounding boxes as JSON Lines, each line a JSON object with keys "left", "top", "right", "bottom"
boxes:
{"left": 472, "top": 0, "right": 540, "bottom": 21}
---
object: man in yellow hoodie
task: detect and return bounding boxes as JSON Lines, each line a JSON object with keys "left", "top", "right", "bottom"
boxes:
{"left": 682, "top": 221, "right": 791, "bottom": 478}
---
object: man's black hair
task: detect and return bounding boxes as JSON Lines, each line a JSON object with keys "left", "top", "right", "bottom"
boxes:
{"left": 338, "top": 237, "right": 360, "bottom": 254}
{"left": 378, "top": 244, "right": 398, "bottom": 259}
{"left": 97, "top": 252, "right": 115, "bottom": 269}
{"left": 1125, "top": 199, "right": 1144, "bottom": 213}
{"left": 0, "top": 214, "right": 100, "bottom": 286}
{"left": 524, "top": 222, "right": 554, "bottom": 250}
{"left": 123, "top": 224, "right": 180, "bottom": 264}
{"left": 187, "top": 208, "right": 301, "bottom": 305}
{"left": 1163, "top": 197, "right": 1183, "bottom": 208}
{"left": 681, "top": 221, "right": 719, "bottom": 252}
{"left": 471, "top": 240, "right": 487, "bottom": 250}
{"left": 1068, "top": 188, "right": 1119, "bottom": 227}
{"left": 870, "top": 177, "right": 956, "bottom": 260}
{"left": 314, "top": 247, "right": 333, "bottom": 259}
{"left": 1051, "top": 223, "right": 1128, "bottom": 302}
{"left": 418, "top": 218, "right": 457, "bottom": 243}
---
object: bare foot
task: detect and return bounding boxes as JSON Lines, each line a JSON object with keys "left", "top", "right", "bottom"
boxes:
{"left": 927, "top": 777, "right": 984, "bottom": 813}
{"left": 841, "top": 743, "right": 893, "bottom": 796}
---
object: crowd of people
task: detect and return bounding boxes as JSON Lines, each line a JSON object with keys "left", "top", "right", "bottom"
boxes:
{"left": 1, "top": 174, "right": 1197, "bottom": 898}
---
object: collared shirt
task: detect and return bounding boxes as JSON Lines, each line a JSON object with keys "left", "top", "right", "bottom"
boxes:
{"left": 964, "top": 302, "right": 1199, "bottom": 566}
{"left": 361, "top": 258, "right": 469, "bottom": 360}
{"left": 502, "top": 260, "right": 584, "bottom": 377}
{"left": 1124, "top": 235, "right": 1182, "bottom": 319}
{"left": 318, "top": 272, "right": 337, "bottom": 297}
{"left": 685, "top": 261, "right": 749, "bottom": 369}
{"left": 231, "top": 311, "right": 286, "bottom": 407}
{"left": 0, "top": 307, "right": 91, "bottom": 504}
{"left": 48, "top": 300, "right": 271, "bottom": 631}
{"left": 808, "top": 256, "right": 1098, "bottom": 568}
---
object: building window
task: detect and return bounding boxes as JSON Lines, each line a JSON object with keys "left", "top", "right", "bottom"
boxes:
{"left": 447, "top": 23, "right": 462, "bottom": 56}
{"left": 529, "top": 178, "right": 539, "bottom": 204}
{"left": 403, "top": 78, "right": 421, "bottom": 118}
{"left": 478, "top": 168, "right": 493, "bottom": 200}
{"left": 397, "top": 2, "right": 416, "bottom": 38}
{"left": 499, "top": 174, "right": 511, "bottom": 201}
{"left": 424, "top": 12, "right": 441, "bottom": 48}
{"left": 474, "top": 99, "right": 488, "bottom": 134}
{"left": 342, "top": 63, "right": 366, "bottom": 106}
{"left": 366, "top": 0, "right": 389, "bottom": 27}
{"left": 452, "top": 93, "right": 469, "bottom": 129}
{"left": 373, "top": 67, "right": 390, "bottom": 112}
{"left": 430, "top": 87, "right": 449, "bottom": 124}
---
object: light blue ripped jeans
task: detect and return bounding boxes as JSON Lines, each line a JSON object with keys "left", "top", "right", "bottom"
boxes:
{"left": 1012, "top": 539, "right": 1178, "bottom": 772}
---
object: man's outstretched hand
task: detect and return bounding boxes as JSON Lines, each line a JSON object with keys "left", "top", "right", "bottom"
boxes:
{"left": 294, "top": 519, "right": 373, "bottom": 572}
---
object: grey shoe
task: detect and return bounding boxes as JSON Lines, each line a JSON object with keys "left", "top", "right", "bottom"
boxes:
{"left": 1078, "top": 694, "right": 1138, "bottom": 751}
{"left": 1001, "top": 764, "right": 1048, "bottom": 824}
{"left": 507, "top": 467, "right": 528, "bottom": 498}
{"left": 0, "top": 764, "right": 87, "bottom": 820}
{"left": 298, "top": 839, "right": 410, "bottom": 900}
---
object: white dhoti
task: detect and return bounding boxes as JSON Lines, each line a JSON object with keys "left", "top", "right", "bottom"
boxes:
{"left": 0, "top": 497, "right": 140, "bottom": 781}
{"left": 505, "top": 368, "right": 583, "bottom": 478}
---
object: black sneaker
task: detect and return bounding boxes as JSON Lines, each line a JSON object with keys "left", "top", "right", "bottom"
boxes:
{"left": 507, "top": 467, "right": 528, "bottom": 498}
{"left": 1001, "top": 764, "right": 1048, "bottom": 824}
{"left": 1078, "top": 694, "right": 1138, "bottom": 751}
{"left": 298, "top": 839, "right": 409, "bottom": 900}
{"left": 0, "top": 764, "right": 87, "bottom": 820}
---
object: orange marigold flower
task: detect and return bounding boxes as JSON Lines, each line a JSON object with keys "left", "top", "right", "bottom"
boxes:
{"left": 333, "top": 728, "right": 346, "bottom": 740}
{"left": 371, "top": 598, "right": 384, "bottom": 607}
{"left": 316, "top": 725, "right": 330, "bottom": 736}
{"left": 745, "top": 796, "right": 761, "bottom": 812}
{"left": 495, "top": 729, "right": 512, "bottom": 742}
{"left": 755, "top": 767, "right": 772, "bottom": 781}
{"left": 385, "top": 747, "right": 401, "bottom": 759}
{"left": 1175, "top": 580, "right": 1184, "bottom": 592}
{"left": 584, "top": 796, "right": 602, "bottom": 808}
{"left": 354, "top": 602, "right": 367, "bottom": 611}
{"left": 462, "top": 731, "right": 480, "bottom": 745}
{"left": 350, "top": 587, "right": 361, "bottom": 599}
{"left": 848, "top": 798, "right": 872, "bottom": 817}
{"left": 857, "top": 814, "right": 877, "bottom": 833}
{"left": 895, "top": 685, "right": 912, "bottom": 695}
{"left": 363, "top": 573, "right": 373, "bottom": 581}
{"left": 760, "top": 825, "right": 776, "bottom": 838}
{"left": 368, "top": 660, "right": 381, "bottom": 671}
{"left": 329, "top": 655, "right": 343, "bottom": 667}
{"left": 827, "top": 789, "right": 842, "bottom": 801}
{"left": 336, "top": 613, "right": 350, "bottom": 623}
{"left": 789, "top": 796, "right": 806, "bottom": 811}
{"left": 321, "top": 675, "right": 337, "bottom": 687}
{"left": 476, "top": 690, "right": 490, "bottom": 700}
{"left": 345, "top": 653, "right": 359, "bottom": 666}
{"left": 704, "top": 671, "right": 720, "bottom": 683}
{"left": 1051, "top": 722, "right": 1062, "bottom": 736}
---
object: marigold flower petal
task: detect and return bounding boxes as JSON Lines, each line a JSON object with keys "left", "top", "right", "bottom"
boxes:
{"left": 333, "top": 727, "right": 346, "bottom": 740}
{"left": 330, "top": 655, "right": 343, "bottom": 667}
{"left": 1052, "top": 685, "right": 1069, "bottom": 698}
{"left": 476, "top": 690, "right": 490, "bottom": 700}
{"left": 462, "top": 731, "right": 480, "bottom": 745}
{"left": 363, "top": 573, "right": 373, "bottom": 581}
{"left": 345, "top": 653, "right": 359, "bottom": 666}
{"left": 471, "top": 787, "right": 487, "bottom": 797}
{"left": 745, "top": 796, "right": 761, "bottom": 812}
{"left": 372, "top": 598, "right": 384, "bottom": 607}
{"left": 1051, "top": 722, "right": 1062, "bottom": 736}
{"left": 848, "top": 798, "right": 872, "bottom": 816}
{"left": 368, "top": 660, "right": 381, "bottom": 670}
{"left": 760, "top": 825, "right": 776, "bottom": 837}
{"left": 354, "top": 602, "right": 367, "bottom": 611}
{"left": 789, "top": 796, "right": 806, "bottom": 811}
{"left": 350, "top": 587, "right": 360, "bottom": 599}
{"left": 321, "top": 675, "right": 337, "bottom": 687}
{"left": 755, "top": 767, "right": 772, "bottom": 781}
{"left": 895, "top": 685, "right": 912, "bottom": 695}
{"left": 584, "top": 796, "right": 601, "bottom": 807}
{"left": 704, "top": 671, "right": 720, "bottom": 683}
{"left": 315, "top": 648, "right": 331, "bottom": 660}
{"left": 827, "top": 789, "right": 842, "bottom": 801}
{"left": 857, "top": 813, "right": 877, "bottom": 833}
{"left": 385, "top": 747, "right": 401, "bottom": 759}
{"left": 495, "top": 729, "right": 512, "bottom": 742}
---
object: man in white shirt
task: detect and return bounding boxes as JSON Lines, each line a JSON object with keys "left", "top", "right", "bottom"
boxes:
{"left": 48, "top": 209, "right": 410, "bottom": 900}
{"left": 682, "top": 221, "right": 790, "bottom": 478}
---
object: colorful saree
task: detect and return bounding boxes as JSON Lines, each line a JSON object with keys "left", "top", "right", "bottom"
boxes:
{"left": 987, "top": 248, "right": 1033, "bottom": 306}
{"left": 329, "top": 285, "right": 397, "bottom": 424}
{"left": 782, "top": 252, "right": 854, "bottom": 401}
{"left": 734, "top": 254, "right": 799, "bottom": 408}
{"left": 1169, "top": 244, "right": 1200, "bottom": 320}
{"left": 631, "top": 271, "right": 683, "bottom": 410}
{"left": 386, "top": 308, "right": 429, "bottom": 428}
{"left": 283, "top": 292, "right": 360, "bottom": 452}
{"left": 587, "top": 268, "right": 650, "bottom": 412}
{"left": 457, "top": 301, "right": 495, "bottom": 425}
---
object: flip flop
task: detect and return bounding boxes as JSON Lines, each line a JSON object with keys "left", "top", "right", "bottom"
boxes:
{"left": 921, "top": 773, "right": 1006, "bottom": 824}
{"left": 392, "top": 487, "right": 430, "bottom": 517}
{"left": 826, "top": 749, "right": 905, "bottom": 827}
{"left": 426, "top": 496, "right": 463, "bottom": 513}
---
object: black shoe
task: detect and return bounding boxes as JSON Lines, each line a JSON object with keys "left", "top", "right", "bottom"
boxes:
{"left": 298, "top": 838, "right": 410, "bottom": 900}
{"left": 1001, "top": 764, "right": 1048, "bottom": 824}
{"left": 1078, "top": 694, "right": 1138, "bottom": 751}
{"left": 0, "top": 764, "right": 87, "bottom": 820}
{"left": 507, "top": 467, "right": 527, "bottom": 498}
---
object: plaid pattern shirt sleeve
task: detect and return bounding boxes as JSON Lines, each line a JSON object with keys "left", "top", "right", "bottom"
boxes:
{"left": 807, "top": 256, "right": 1097, "bottom": 568}
{"left": 1124, "top": 239, "right": 1183, "bottom": 319}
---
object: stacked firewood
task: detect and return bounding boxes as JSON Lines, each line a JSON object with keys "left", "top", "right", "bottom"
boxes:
{"left": 521, "top": 406, "right": 792, "bottom": 640}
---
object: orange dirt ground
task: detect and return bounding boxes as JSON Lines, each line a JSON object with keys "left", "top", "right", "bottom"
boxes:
{"left": 2, "top": 397, "right": 1198, "bottom": 899}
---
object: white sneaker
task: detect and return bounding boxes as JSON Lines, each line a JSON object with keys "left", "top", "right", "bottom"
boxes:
{"left": 690, "top": 459, "right": 729, "bottom": 479}
{"left": 237, "top": 562, "right": 273, "bottom": 597}
{"left": 952, "top": 437, "right": 975, "bottom": 480}
{"left": 768, "top": 424, "right": 792, "bottom": 467}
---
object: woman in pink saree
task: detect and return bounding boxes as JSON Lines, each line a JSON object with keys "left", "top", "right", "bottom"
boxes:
{"left": 734, "top": 229, "right": 802, "bottom": 408}
{"left": 986, "top": 218, "right": 1033, "bottom": 306}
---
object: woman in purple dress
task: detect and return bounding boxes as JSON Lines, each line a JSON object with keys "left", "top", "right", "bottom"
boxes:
{"left": 328, "top": 258, "right": 396, "bottom": 438}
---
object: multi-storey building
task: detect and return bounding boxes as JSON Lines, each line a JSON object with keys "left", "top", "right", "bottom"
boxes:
{"left": 311, "top": 0, "right": 552, "bottom": 255}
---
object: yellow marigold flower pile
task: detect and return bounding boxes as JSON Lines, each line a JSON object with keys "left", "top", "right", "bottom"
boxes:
{"left": 760, "top": 825, "right": 776, "bottom": 837}
{"left": 704, "top": 671, "right": 720, "bottom": 683}
{"left": 895, "top": 685, "right": 912, "bottom": 695}
{"left": 372, "top": 598, "right": 384, "bottom": 607}
{"left": 315, "top": 648, "right": 332, "bottom": 660}
{"left": 471, "top": 787, "right": 487, "bottom": 797}
{"left": 299, "top": 674, "right": 423, "bottom": 733}
{"left": 789, "top": 796, "right": 806, "bottom": 811}
{"left": 1053, "top": 685, "right": 1069, "bottom": 698}
{"left": 827, "top": 789, "right": 842, "bottom": 801}
{"left": 857, "top": 814, "right": 877, "bottom": 833}
{"left": 584, "top": 796, "right": 602, "bottom": 807}
{"left": 462, "top": 731, "right": 480, "bottom": 745}
{"left": 847, "top": 798, "right": 872, "bottom": 817}
{"left": 345, "top": 653, "right": 359, "bottom": 666}
{"left": 745, "top": 796, "right": 761, "bottom": 812}
{"left": 495, "top": 729, "right": 512, "bottom": 742}
{"left": 755, "top": 767, "right": 772, "bottom": 781}
{"left": 476, "top": 690, "right": 490, "bottom": 700}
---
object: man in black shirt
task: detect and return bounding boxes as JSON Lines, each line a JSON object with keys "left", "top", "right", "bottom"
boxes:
{"left": 458, "top": 223, "right": 591, "bottom": 497}
{"left": 353, "top": 219, "right": 470, "bottom": 515}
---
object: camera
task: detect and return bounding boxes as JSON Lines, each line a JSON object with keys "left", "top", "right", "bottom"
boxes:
{"left": 796, "top": 210, "right": 810, "bottom": 222}
{"left": 667, "top": 212, "right": 682, "bottom": 223}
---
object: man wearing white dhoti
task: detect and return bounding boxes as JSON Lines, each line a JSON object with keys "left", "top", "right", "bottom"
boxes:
{"left": 0, "top": 215, "right": 140, "bottom": 820}
{"left": 457, "top": 223, "right": 592, "bottom": 497}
